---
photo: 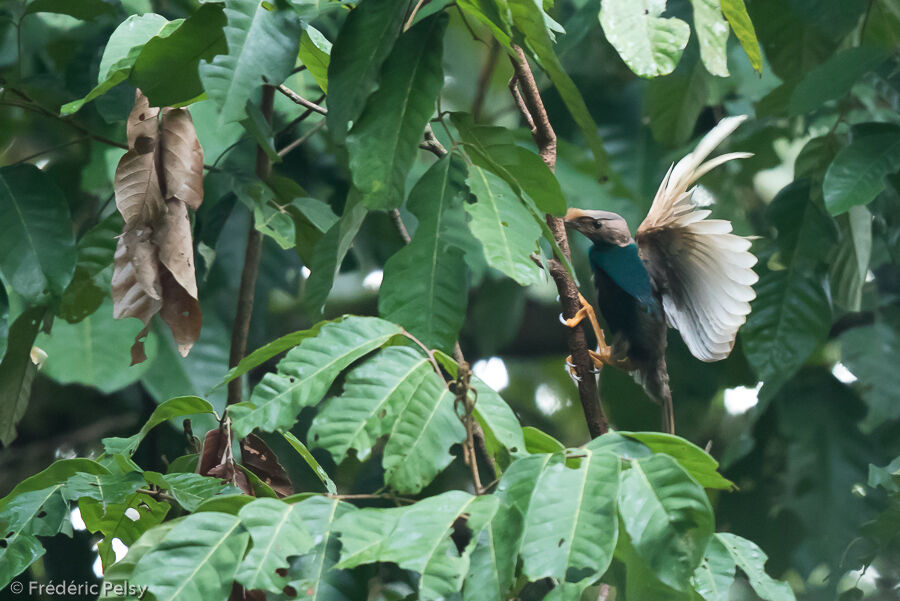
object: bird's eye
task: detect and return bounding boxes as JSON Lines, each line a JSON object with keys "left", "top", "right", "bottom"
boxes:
{"left": 593, "top": 219, "right": 602, "bottom": 229}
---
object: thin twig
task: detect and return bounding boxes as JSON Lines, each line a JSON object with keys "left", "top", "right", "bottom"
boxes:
{"left": 401, "top": 328, "right": 446, "bottom": 381}
{"left": 390, "top": 209, "right": 412, "bottom": 244}
{"left": 419, "top": 124, "right": 449, "bottom": 158}
{"left": 227, "top": 85, "right": 274, "bottom": 405}
{"left": 277, "top": 120, "right": 326, "bottom": 157}
{"left": 508, "top": 45, "right": 608, "bottom": 438}
{"left": 136, "top": 488, "right": 176, "bottom": 502}
{"left": 0, "top": 99, "right": 128, "bottom": 150}
{"left": 404, "top": 0, "right": 428, "bottom": 31}
{"left": 6, "top": 136, "right": 86, "bottom": 166}
{"left": 452, "top": 361, "right": 483, "bottom": 494}
{"left": 276, "top": 84, "right": 328, "bottom": 115}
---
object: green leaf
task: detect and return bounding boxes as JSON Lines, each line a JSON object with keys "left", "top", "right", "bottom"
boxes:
{"left": 0, "top": 306, "right": 45, "bottom": 447}
{"left": 824, "top": 128, "right": 900, "bottom": 216}
{"left": 0, "top": 485, "right": 70, "bottom": 589}
{"left": 199, "top": 0, "right": 302, "bottom": 125}
{"left": 79, "top": 491, "right": 170, "bottom": 569}
{"left": 841, "top": 323, "right": 900, "bottom": 426}
{"left": 36, "top": 297, "right": 158, "bottom": 394}
{"left": 102, "top": 396, "right": 215, "bottom": 456}
{"left": 462, "top": 499, "right": 523, "bottom": 600}
{"left": 522, "top": 426, "right": 565, "bottom": 454}
{"left": 229, "top": 316, "right": 402, "bottom": 438}
{"left": 216, "top": 319, "right": 336, "bottom": 390}
{"left": 336, "top": 491, "right": 499, "bottom": 600}
{"left": 0, "top": 458, "right": 109, "bottom": 510}
{"left": 471, "top": 377, "right": 527, "bottom": 460}
{"left": 480, "top": 144, "right": 567, "bottom": 217}
{"left": 305, "top": 192, "right": 368, "bottom": 314}
{"left": 690, "top": 0, "right": 730, "bottom": 76}
{"left": 457, "top": 0, "right": 514, "bottom": 50}
{"left": 742, "top": 182, "right": 835, "bottom": 383}
{"left": 520, "top": 449, "right": 620, "bottom": 584}
{"left": 283, "top": 496, "right": 361, "bottom": 601}
{"left": 61, "top": 14, "right": 181, "bottom": 115}
{"left": 132, "top": 512, "right": 249, "bottom": 601}
{"left": 0, "top": 165, "right": 75, "bottom": 301}
{"left": 614, "top": 432, "right": 735, "bottom": 490}
{"left": 508, "top": 0, "right": 617, "bottom": 180}
{"left": 25, "top": 0, "right": 115, "bottom": 20}
{"left": 100, "top": 519, "right": 177, "bottom": 597}
{"left": 326, "top": 0, "right": 407, "bottom": 139}
{"left": 281, "top": 431, "right": 336, "bottom": 494}
{"left": 465, "top": 166, "right": 543, "bottom": 286}
{"left": 829, "top": 205, "right": 872, "bottom": 311}
{"left": 748, "top": 0, "right": 837, "bottom": 81}
{"left": 299, "top": 25, "right": 331, "bottom": 93}
{"left": 618, "top": 454, "right": 714, "bottom": 592}
{"left": 598, "top": 0, "right": 690, "bottom": 78}
{"left": 721, "top": 0, "right": 761, "bottom": 73}
{"left": 789, "top": 47, "right": 888, "bottom": 116}
{"left": 716, "top": 533, "right": 796, "bottom": 601}
{"left": 382, "top": 367, "right": 465, "bottom": 494}
{"left": 379, "top": 155, "right": 470, "bottom": 352}
{"left": 131, "top": 3, "right": 228, "bottom": 107}
{"left": 309, "top": 346, "right": 432, "bottom": 463}
{"left": 143, "top": 472, "right": 236, "bottom": 511}
{"left": 644, "top": 51, "right": 711, "bottom": 147}
{"left": 347, "top": 14, "right": 447, "bottom": 210}
{"left": 61, "top": 472, "right": 145, "bottom": 509}
{"left": 235, "top": 498, "right": 315, "bottom": 593}
{"left": 691, "top": 536, "right": 736, "bottom": 601}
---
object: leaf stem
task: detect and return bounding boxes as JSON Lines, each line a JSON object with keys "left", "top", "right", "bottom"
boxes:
{"left": 276, "top": 84, "right": 328, "bottom": 115}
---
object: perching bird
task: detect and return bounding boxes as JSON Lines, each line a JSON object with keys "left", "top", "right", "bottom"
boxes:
{"left": 564, "top": 115, "right": 758, "bottom": 434}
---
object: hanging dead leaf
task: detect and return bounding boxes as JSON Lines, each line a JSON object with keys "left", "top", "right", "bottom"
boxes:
{"left": 154, "top": 198, "right": 198, "bottom": 299}
{"left": 159, "top": 271, "right": 201, "bottom": 357}
{"left": 114, "top": 150, "right": 166, "bottom": 226}
{"left": 160, "top": 108, "right": 204, "bottom": 210}
{"left": 197, "top": 424, "right": 253, "bottom": 495}
{"left": 111, "top": 228, "right": 162, "bottom": 322}
{"left": 126, "top": 90, "right": 160, "bottom": 153}
{"left": 240, "top": 434, "right": 293, "bottom": 497}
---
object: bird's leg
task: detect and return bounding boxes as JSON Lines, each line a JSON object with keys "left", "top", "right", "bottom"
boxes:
{"left": 563, "top": 294, "right": 613, "bottom": 369}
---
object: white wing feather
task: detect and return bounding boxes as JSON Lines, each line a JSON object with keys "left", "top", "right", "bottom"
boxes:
{"left": 636, "top": 115, "right": 759, "bottom": 362}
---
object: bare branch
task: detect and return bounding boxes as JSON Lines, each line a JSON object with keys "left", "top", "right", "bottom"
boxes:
{"left": 276, "top": 84, "right": 328, "bottom": 115}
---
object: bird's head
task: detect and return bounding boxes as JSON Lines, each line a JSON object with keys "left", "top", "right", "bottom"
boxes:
{"left": 564, "top": 208, "right": 633, "bottom": 247}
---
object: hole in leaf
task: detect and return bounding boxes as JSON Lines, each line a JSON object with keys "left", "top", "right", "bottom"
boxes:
{"left": 313, "top": 434, "right": 320, "bottom": 441}
{"left": 282, "top": 585, "right": 297, "bottom": 598}
{"left": 289, "top": 377, "right": 296, "bottom": 383}
{"left": 378, "top": 409, "right": 387, "bottom": 419}
{"left": 450, "top": 515, "right": 473, "bottom": 555}
{"left": 36, "top": 511, "right": 47, "bottom": 518}
{"left": 510, "top": 447, "right": 518, "bottom": 453}
{"left": 557, "top": 538, "right": 564, "bottom": 547}
{"left": 0, "top": 539, "right": 6, "bottom": 548}
{"left": 275, "top": 568, "right": 288, "bottom": 577}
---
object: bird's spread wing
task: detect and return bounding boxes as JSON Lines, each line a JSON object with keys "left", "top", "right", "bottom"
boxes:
{"left": 635, "top": 115, "right": 758, "bottom": 362}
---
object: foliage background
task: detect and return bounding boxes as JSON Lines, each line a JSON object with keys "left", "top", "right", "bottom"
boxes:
{"left": 0, "top": 0, "right": 899, "bottom": 599}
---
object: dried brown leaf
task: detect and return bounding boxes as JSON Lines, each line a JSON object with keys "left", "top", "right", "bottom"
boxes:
{"left": 159, "top": 270, "right": 202, "bottom": 357}
{"left": 240, "top": 434, "right": 293, "bottom": 497}
{"left": 154, "top": 199, "right": 198, "bottom": 299}
{"left": 127, "top": 90, "right": 160, "bottom": 153}
{"left": 114, "top": 149, "right": 166, "bottom": 226}
{"left": 198, "top": 426, "right": 253, "bottom": 495}
{"left": 160, "top": 108, "right": 204, "bottom": 210}
{"left": 111, "top": 229, "right": 162, "bottom": 323}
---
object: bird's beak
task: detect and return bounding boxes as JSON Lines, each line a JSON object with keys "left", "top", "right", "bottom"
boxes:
{"left": 564, "top": 208, "right": 586, "bottom": 226}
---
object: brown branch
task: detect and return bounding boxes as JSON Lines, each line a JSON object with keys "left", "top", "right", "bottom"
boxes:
{"left": 509, "top": 46, "right": 608, "bottom": 438}
{"left": 390, "top": 209, "right": 412, "bottom": 244}
{"left": 277, "top": 120, "right": 326, "bottom": 157}
{"left": 227, "top": 86, "right": 274, "bottom": 406}
{"left": 276, "top": 84, "right": 328, "bottom": 115}
{"left": 419, "top": 124, "right": 448, "bottom": 158}
{"left": 452, "top": 361, "right": 483, "bottom": 494}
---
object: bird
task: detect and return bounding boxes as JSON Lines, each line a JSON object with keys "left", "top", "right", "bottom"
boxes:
{"left": 563, "top": 115, "right": 758, "bottom": 434}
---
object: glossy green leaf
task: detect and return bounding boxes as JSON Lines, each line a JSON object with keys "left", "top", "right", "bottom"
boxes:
{"left": 471, "top": 377, "right": 527, "bottom": 460}
{"left": 789, "top": 47, "right": 888, "bottom": 116}
{"left": 0, "top": 458, "right": 109, "bottom": 511}
{"left": 347, "top": 15, "right": 446, "bottom": 210}
{"left": 614, "top": 432, "right": 735, "bottom": 490}
{"left": 520, "top": 448, "right": 620, "bottom": 584}
{"left": 0, "top": 165, "right": 75, "bottom": 301}
{"left": 618, "top": 454, "right": 714, "bottom": 592}
{"left": 199, "top": 0, "right": 302, "bottom": 125}
{"left": 143, "top": 472, "right": 236, "bottom": 511}
{"left": 61, "top": 14, "right": 181, "bottom": 115}
{"left": 61, "top": 471, "right": 144, "bottom": 509}
{"left": 283, "top": 496, "right": 361, "bottom": 601}
{"left": 692, "top": 536, "right": 736, "bottom": 601}
{"left": 36, "top": 297, "right": 158, "bottom": 394}
{"left": 824, "top": 129, "right": 900, "bottom": 216}
{"left": 721, "top": 0, "right": 761, "bottom": 73}
{"left": 829, "top": 206, "right": 872, "bottom": 311}
{"left": 598, "top": 0, "right": 690, "bottom": 78}
{"left": 690, "top": 0, "right": 730, "bottom": 76}
{"left": 282, "top": 431, "right": 336, "bottom": 494}
{"left": 229, "top": 316, "right": 402, "bottom": 438}
{"left": 0, "top": 485, "right": 70, "bottom": 590}
{"left": 299, "top": 25, "right": 331, "bottom": 93}
{"left": 304, "top": 192, "right": 368, "bottom": 314}
{"left": 841, "top": 323, "right": 900, "bottom": 426}
{"left": 382, "top": 366, "right": 465, "bottom": 494}
{"left": 379, "top": 155, "right": 471, "bottom": 352}
{"left": 103, "top": 396, "right": 214, "bottom": 456}
{"left": 309, "top": 346, "right": 431, "bottom": 463}
{"left": 131, "top": 3, "right": 227, "bottom": 106}
{"left": 100, "top": 519, "right": 177, "bottom": 598}
{"left": 79, "top": 492, "right": 170, "bottom": 569}
{"left": 326, "top": 0, "right": 407, "bottom": 139}
{"left": 462, "top": 500, "right": 523, "bottom": 600}
{"left": 716, "top": 533, "right": 796, "bottom": 601}
{"left": 132, "top": 512, "right": 249, "bottom": 601}
{"left": 0, "top": 306, "right": 45, "bottom": 447}
{"left": 465, "top": 166, "right": 543, "bottom": 286}
{"left": 522, "top": 426, "right": 565, "bottom": 454}
{"left": 235, "top": 498, "right": 315, "bottom": 593}
{"left": 336, "top": 491, "right": 499, "bottom": 600}
{"left": 645, "top": 50, "right": 711, "bottom": 147}
{"left": 457, "top": 0, "right": 513, "bottom": 50}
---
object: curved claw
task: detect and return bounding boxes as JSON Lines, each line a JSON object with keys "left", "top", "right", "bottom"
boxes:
{"left": 564, "top": 359, "right": 582, "bottom": 383}
{"left": 558, "top": 312, "right": 567, "bottom": 326}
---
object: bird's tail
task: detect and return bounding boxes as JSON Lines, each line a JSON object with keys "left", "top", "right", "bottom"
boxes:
{"left": 641, "top": 360, "right": 675, "bottom": 434}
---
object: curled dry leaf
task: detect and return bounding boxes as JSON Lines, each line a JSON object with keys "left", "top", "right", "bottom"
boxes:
{"left": 111, "top": 90, "right": 205, "bottom": 363}
{"left": 240, "top": 433, "right": 293, "bottom": 497}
